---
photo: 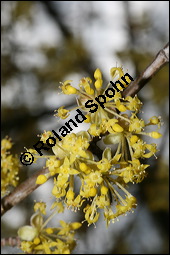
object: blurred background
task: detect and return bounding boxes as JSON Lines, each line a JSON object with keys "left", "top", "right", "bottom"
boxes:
{"left": 1, "top": 1, "right": 169, "bottom": 254}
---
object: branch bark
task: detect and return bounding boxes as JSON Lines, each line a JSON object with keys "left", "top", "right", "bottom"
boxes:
{"left": 1, "top": 237, "right": 21, "bottom": 248}
{"left": 122, "top": 42, "right": 169, "bottom": 98}
{"left": 1, "top": 167, "right": 49, "bottom": 216}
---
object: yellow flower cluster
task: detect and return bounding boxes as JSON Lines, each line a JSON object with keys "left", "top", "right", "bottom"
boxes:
{"left": 18, "top": 202, "right": 81, "bottom": 254}
{"left": 1, "top": 137, "right": 20, "bottom": 197}
{"left": 28, "top": 67, "right": 162, "bottom": 227}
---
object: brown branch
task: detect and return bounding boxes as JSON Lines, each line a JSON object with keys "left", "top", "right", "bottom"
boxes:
{"left": 122, "top": 42, "right": 169, "bottom": 98}
{"left": 1, "top": 167, "right": 49, "bottom": 217}
{"left": 1, "top": 237, "right": 21, "bottom": 248}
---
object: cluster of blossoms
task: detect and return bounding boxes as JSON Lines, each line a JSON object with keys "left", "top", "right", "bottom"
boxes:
{"left": 18, "top": 201, "right": 81, "bottom": 254}
{"left": 1, "top": 137, "right": 20, "bottom": 197}
{"left": 25, "top": 67, "right": 162, "bottom": 228}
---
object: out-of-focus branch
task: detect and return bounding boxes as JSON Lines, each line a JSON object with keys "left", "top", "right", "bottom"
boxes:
{"left": 122, "top": 42, "right": 169, "bottom": 98}
{"left": 1, "top": 237, "right": 21, "bottom": 248}
{"left": 39, "top": 1, "right": 105, "bottom": 78}
{"left": 40, "top": 1, "right": 73, "bottom": 39}
{"left": 1, "top": 168, "right": 49, "bottom": 216}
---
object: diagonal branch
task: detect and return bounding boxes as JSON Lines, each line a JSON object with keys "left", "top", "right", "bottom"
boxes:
{"left": 1, "top": 167, "right": 49, "bottom": 216}
{"left": 1, "top": 237, "right": 21, "bottom": 248}
{"left": 122, "top": 42, "right": 169, "bottom": 98}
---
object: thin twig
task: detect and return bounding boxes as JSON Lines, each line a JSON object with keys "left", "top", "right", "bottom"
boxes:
{"left": 1, "top": 167, "right": 49, "bottom": 216}
{"left": 1, "top": 237, "right": 21, "bottom": 248}
{"left": 122, "top": 42, "right": 169, "bottom": 98}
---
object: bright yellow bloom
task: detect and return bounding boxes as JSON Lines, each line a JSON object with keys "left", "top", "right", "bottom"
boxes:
{"left": 1, "top": 137, "right": 20, "bottom": 197}
{"left": 34, "top": 202, "right": 46, "bottom": 215}
{"left": 56, "top": 106, "right": 70, "bottom": 119}
{"left": 40, "top": 130, "right": 53, "bottom": 143}
{"left": 1, "top": 137, "right": 13, "bottom": 150}
{"left": 18, "top": 202, "right": 82, "bottom": 254}
{"left": 46, "top": 158, "right": 61, "bottom": 176}
{"left": 61, "top": 80, "right": 77, "bottom": 95}
{"left": 83, "top": 203, "right": 100, "bottom": 226}
{"left": 28, "top": 66, "right": 162, "bottom": 227}
{"left": 66, "top": 189, "right": 75, "bottom": 200}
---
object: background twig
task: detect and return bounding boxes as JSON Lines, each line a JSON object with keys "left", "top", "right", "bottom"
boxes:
{"left": 122, "top": 42, "right": 169, "bottom": 98}
{"left": 1, "top": 237, "right": 21, "bottom": 248}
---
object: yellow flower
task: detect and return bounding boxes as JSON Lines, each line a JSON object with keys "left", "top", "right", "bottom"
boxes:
{"left": 46, "top": 158, "right": 61, "bottom": 176}
{"left": 61, "top": 80, "right": 77, "bottom": 95}
{"left": 117, "top": 160, "right": 149, "bottom": 183}
{"left": 1, "top": 137, "right": 20, "bottom": 196}
{"left": 18, "top": 202, "right": 82, "bottom": 254}
{"left": 97, "top": 158, "right": 111, "bottom": 172}
{"left": 40, "top": 130, "right": 53, "bottom": 143}
{"left": 110, "top": 67, "right": 124, "bottom": 80}
{"left": 56, "top": 106, "right": 70, "bottom": 119}
{"left": 34, "top": 202, "right": 46, "bottom": 215}
{"left": 83, "top": 204, "right": 100, "bottom": 226}
{"left": 114, "top": 195, "right": 137, "bottom": 218}
{"left": 84, "top": 171, "right": 103, "bottom": 186}
{"left": 129, "top": 115, "right": 145, "bottom": 133}
{"left": 27, "top": 66, "right": 163, "bottom": 227}
{"left": 1, "top": 137, "right": 13, "bottom": 150}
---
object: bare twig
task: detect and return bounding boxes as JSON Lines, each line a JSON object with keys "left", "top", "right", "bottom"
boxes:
{"left": 122, "top": 42, "right": 169, "bottom": 98}
{"left": 1, "top": 237, "right": 21, "bottom": 248}
{"left": 1, "top": 167, "right": 49, "bottom": 216}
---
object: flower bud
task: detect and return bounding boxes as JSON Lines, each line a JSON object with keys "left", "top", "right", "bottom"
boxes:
{"left": 18, "top": 226, "right": 38, "bottom": 241}
{"left": 94, "top": 68, "right": 102, "bottom": 80}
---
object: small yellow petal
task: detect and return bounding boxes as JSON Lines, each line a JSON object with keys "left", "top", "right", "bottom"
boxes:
{"left": 101, "top": 185, "right": 108, "bottom": 195}
{"left": 118, "top": 105, "right": 127, "bottom": 112}
{"left": 79, "top": 162, "right": 88, "bottom": 172}
{"left": 33, "top": 237, "right": 40, "bottom": 245}
{"left": 112, "top": 124, "right": 124, "bottom": 132}
{"left": 84, "top": 115, "right": 91, "bottom": 123}
{"left": 66, "top": 190, "right": 75, "bottom": 200}
{"left": 45, "top": 228, "right": 53, "bottom": 234}
{"left": 130, "top": 135, "right": 138, "bottom": 145}
{"left": 94, "top": 79, "right": 103, "bottom": 90}
{"left": 89, "top": 187, "right": 97, "bottom": 197}
{"left": 66, "top": 85, "right": 77, "bottom": 94}
{"left": 70, "top": 222, "right": 82, "bottom": 230}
